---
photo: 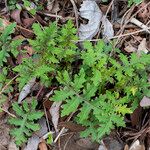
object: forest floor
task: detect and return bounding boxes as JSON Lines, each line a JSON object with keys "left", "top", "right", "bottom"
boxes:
{"left": 0, "top": 0, "right": 150, "bottom": 150}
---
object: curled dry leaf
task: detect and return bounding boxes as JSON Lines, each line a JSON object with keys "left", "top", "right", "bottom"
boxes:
{"left": 8, "top": 140, "right": 19, "bottom": 150}
{"left": 140, "top": 96, "right": 150, "bottom": 107}
{"left": 79, "top": 1, "right": 114, "bottom": 40}
{"left": 79, "top": 1, "right": 102, "bottom": 40}
{"left": 18, "top": 78, "right": 36, "bottom": 104}
{"left": 49, "top": 102, "right": 62, "bottom": 132}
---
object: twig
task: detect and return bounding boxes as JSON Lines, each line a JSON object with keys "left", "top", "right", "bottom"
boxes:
{"left": 97, "top": 0, "right": 114, "bottom": 39}
{"left": 1, "top": 108, "right": 16, "bottom": 118}
{"left": 69, "top": 0, "right": 79, "bottom": 30}
{"left": 75, "top": 27, "right": 150, "bottom": 42}
{"left": 63, "top": 133, "right": 74, "bottom": 150}
{"left": 37, "top": 12, "right": 64, "bottom": 19}
{"left": 130, "top": 18, "right": 150, "bottom": 33}
{"left": 0, "top": 74, "right": 19, "bottom": 95}
{"left": 115, "top": 1, "right": 150, "bottom": 46}
{"left": 44, "top": 105, "right": 51, "bottom": 132}
{"left": 53, "top": 112, "right": 74, "bottom": 143}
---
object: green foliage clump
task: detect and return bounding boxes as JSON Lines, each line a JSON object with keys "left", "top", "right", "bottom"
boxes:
{"left": 52, "top": 41, "right": 150, "bottom": 141}
{"left": 0, "top": 20, "right": 22, "bottom": 110}
{"left": 1, "top": 20, "right": 149, "bottom": 143}
{"left": 8, "top": 100, "right": 43, "bottom": 146}
{"left": 14, "top": 20, "right": 78, "bottom": 90}
{"left": 0, "top": 22, "right": 22, "bottom": 67}
{"left": 128, "top": 0, "right": 142, "bottom": 6}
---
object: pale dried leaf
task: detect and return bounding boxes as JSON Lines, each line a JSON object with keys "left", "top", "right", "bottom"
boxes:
{"left": 79, "top": 1, "right": 102, "bottom": 40}
{"left": 140, "top": 96, "right": 150, "bottom": 107}
{"left": 98, "top": 145, "right": 106, "bottom": 150}
{"left": 18, "top": 78, "right": 36, "bottom": 104}
{"left": 36, "top": 117, "right": 48, "bottom": 137}
{"left": 137, "top": 38, "right": 148, "bottom": 55}
{"left": 49, "top": 102, "right": 62, "bottom": 132}
{"left": 102, "top": 16, "right": 114, "bottom": 40}
{"left": 124, "top": 144, "right": 129, "bottom": 150}
{"left": 129, "top": 140, "right": 145, "bottom": 150}
{"left": 8, "top": 141, "right": 19, "bottom": 150}
{"left": 24, "top": 135, "right": 40, "bottom": 150}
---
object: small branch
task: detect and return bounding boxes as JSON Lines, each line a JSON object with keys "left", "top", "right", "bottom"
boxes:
{"left": 75, "top": 27, "right": 150, "bottom": 42}
{"left": 1, "top": 108, "right": 16, "bottom": 118}
{"left": 69, "top": 0, "right": 79, "bottom": 30}
{"left": 53, "top": 112, "right": 74, "bottom": 143}
{"left": 0, "top": 74, "right": 19, "bottom": 95}
{"left": 130, "top": 18, "right": 150, "bottom": 34}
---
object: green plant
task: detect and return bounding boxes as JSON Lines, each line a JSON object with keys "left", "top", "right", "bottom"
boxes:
{"left": 52, "top": 41, "right": 150, "bottom": 141}
{"left": 14, "top": 20, "right": 78, "bottom": 90}
{"left": 8, "top": 100, "right": 43, "bottom": 146}
{"left": 0, "top": 22, "right": 22, "bottom": 67}
{"left": 0, "top": 20, "right": 22, "bottom": 110}
{"left": 128, "top": 0, "right": 142, "bottom": 6}
{"left": 11, "top": 20, "right": 150, "bottom": 142}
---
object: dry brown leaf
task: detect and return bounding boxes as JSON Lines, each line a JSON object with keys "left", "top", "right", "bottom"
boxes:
{"left": 124, "top": 144, "right": 129, "bottom": 150}
{"left": 131, "top": 107, "right": 142, "bottom": 126}
{"left": 11, "top": 9, "right": 22, "bottom": 24}
{"left": 58, "top": 121, "right": 86, "bottom": 132}
{"left": 22, "top": 18, "right": 35, "bottom": 28}
{"left": 20, "top": 28, "right": 34, "bottom": 38}
{"left": 24, "top": 46, "right": 34, "bottom": 55}
{"left": 39, "top": 140, "right": 48, "bottom": 150}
